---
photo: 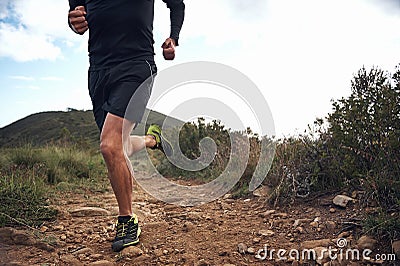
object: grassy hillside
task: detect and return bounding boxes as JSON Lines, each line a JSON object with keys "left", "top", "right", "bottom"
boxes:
{"left": 0, "top": 109, "right": 182, "bottom": 148}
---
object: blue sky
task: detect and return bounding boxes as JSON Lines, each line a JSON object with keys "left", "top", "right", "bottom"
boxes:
{"left": 0, "top": 0, "right": 399, "bottom": 136}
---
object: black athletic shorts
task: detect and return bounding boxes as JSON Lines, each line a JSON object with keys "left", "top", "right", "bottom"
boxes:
{"left": 88, "top": 59, "right": 157, "bottom": 131}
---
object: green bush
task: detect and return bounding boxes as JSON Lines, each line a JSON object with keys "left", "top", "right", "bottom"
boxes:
{"left": 155, "top": 119, "right": 231, "bottom": 182}
{"left": 325, "top": 65, "right": 400, "bottom": 212}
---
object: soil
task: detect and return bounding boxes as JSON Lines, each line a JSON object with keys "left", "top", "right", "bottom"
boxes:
{"left": 0, "top": 172, "right": 394, "bottom": 266}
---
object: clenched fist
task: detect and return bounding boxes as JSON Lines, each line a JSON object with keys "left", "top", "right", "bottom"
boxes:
{"left": 68, "top": 6, "right": 88, "bottom": 34}
{"left": 162, "top": 38, "right": 176, "bottom": 60}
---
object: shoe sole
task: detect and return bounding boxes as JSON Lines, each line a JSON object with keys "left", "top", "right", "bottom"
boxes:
{"left": 160, "top": 135, "right": 173, "bottom": 156}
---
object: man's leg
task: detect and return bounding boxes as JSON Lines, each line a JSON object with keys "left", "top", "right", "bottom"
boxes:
{"left": 125, "top": 135, "right": 156, "bottom": 157}
{"left": 100, "top": 113, "right": 157, "bottom": 214}
{"left": 101, "top": 113, "right": 161, "bottom": 252}
{"left": 100, "top": 113, "right": 134, "bottom": 216}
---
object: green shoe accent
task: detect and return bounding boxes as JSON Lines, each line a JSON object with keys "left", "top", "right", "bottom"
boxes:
{"left": 146, "top": 124, "right": 173, "bottom": 156}
{"left": 147, "top": 124, "right": 161, "bottom": 144}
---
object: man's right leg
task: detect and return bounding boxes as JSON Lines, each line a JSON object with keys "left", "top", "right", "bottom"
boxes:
{"left": 100, "top": 113, "right": 134, "bottom": 217}
{"left": 100, "top": 113, "right": 142, "bottom": 252}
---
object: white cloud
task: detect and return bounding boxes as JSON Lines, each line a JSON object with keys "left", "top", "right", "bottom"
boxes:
{"left": 9, "top": 75, "right": 34, "bottom": 81}
{"left": 0, "top": 0, "right": 85, "bottom": 62}
{"left": 0, "top": 22, "right": 61, "bottom": 62}
{"left": 16, "top": 85, "right": 40, "bottom": 90}
{"left": 40, "top": 76, "right": 64, "bottom": 81}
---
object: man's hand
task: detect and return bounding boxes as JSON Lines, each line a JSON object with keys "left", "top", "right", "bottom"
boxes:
{"left": 162, "top": 38, "right": 176, "bottom": 60}
{"left": 68, "top": 6, "right": 88, "bottom": 34}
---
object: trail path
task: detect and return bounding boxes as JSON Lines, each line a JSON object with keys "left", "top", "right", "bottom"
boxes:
{"left": 0, "top": 173, "right": 385, "bottom": 265}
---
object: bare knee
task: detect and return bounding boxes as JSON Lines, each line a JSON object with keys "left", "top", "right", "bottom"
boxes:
{"left": 100, "top": 138, "right": 122, "bottom": 161}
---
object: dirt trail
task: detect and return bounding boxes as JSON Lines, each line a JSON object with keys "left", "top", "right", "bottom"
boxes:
{"left": 0, "top": 172, "right": 390, "bottom": 266}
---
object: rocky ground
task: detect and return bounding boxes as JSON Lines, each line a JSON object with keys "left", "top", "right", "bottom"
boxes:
{"left": 0, "top": 173, "right": 399, "bottom": 266}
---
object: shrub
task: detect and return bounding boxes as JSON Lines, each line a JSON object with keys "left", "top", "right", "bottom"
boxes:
{"left": 0, "top": 166, "right": 58, "bottom": 227}
{"left": 0, "top": 144, "right": 108, "bottom": 227}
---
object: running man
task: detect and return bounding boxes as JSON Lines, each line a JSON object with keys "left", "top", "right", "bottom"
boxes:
{"left": 67, "top": 0, "right": 185, "bottom": 252}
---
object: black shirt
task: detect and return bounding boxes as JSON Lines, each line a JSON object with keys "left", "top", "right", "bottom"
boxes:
{"left": 68, "top": 0, "right": 185, "bottom": 68}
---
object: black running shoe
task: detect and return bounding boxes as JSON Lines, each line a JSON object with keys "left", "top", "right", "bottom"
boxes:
{"left": 111, "top": 215, "right": 141, "bottom": 252}
{"left": 147, "top": 124, "right": 173, "bottom": 156}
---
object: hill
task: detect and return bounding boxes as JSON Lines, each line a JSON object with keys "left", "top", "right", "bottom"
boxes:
{"left": 0, "top": 109, "right": 182, "bottom": 148}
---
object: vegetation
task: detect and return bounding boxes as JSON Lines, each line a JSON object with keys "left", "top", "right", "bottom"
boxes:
{"left": 1, "top": 64, "right": 398, "bottom": 243}
{"left": 0, "top": 145, "right": 107, "bottom": 227}
{"left": 269, "top": 64, "right": 400, "bottom": 241}
{"left": 153, "top": 64, "right": 400, "bottom": 241}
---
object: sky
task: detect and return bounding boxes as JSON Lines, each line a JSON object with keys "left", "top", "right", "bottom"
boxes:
{"left": 0, "top": 0, "right": 399, "bottom": 137}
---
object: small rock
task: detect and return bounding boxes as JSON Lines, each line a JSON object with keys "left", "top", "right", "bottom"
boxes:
{"left": 247, "top": 247, "right": 256, "bottom": 254}
{"left": 357, "top": 235, "right": 377, "bottom": 250}
{"left": 72, "top": 247, "right": 93, "bottom": 255}
{"left": 88, "top": 260, "right": 115, "bottom": 266}
{"left": 301, "top": 239, "right": 332, "bottom": 249}
{"left": 252, "top": 186, "right": 271, "bottom": 197}
{"left": 60, "top": 254, "right": 83, "bottom": 265}
{"left": 392, "top": 240, "right": 400, "bottom": 260}
{"left": 121, "top": 246, "right": 143, "bottom": 257}
{"left": 293, "top": 219, "right": 300, "bottom": 227}
{"left": 259, "top": 229, "right": 275, "bottom": 237}
{"left": 253, "top": 238, "right": 261, "bottom": 243}
{"left": 325, "top": 221, "right": 336, "bottom": 231}
{"left": 332, "top": 195, "right": 354, "bottom": 208}
{"left": 223, "top": 264, "right": 236, "bottom": 266}
{"left": 53, "top": 225, "right": 64, "bottom": 231}
{"left": 310, "top": 221, "right": 318, "bottom": 228}
{"left": 238, "top": 243, "right": 247, "bottom": 254}
{"left": 296, "top": 226, "right": 304, "bottom": 234}
{"left": 70, "top": 207, "right": 111, "bottom": 217}
{"left": 271, "top": 212, "right": 288, "bottom": 219}
{"left": 329, "top": 208, "right": 336, "bottom": 213}
{"left": 90, "top": 254, "right": 104, "bottom": 260}
{"left": 265, "top": 210, "right": 276, "bottom": 216}
{"left": 183, "top": 221, "right": 195, "bottom": 232}
{"left": 163, "top": 249, "right": 168, "bottom": 255}
{"left": 40, "top": 226, "right": 49, "bottom": 233}
{"left": 243, "top": 199, "right": 251, "bottom": 203}
{"left": 223, "top": 193, "right": 232, "bottom": 199}
{"left": 154, "top": 249, "right": 163, "bottom": 257}
{"left": 60, "top": 235, "right": 67, "bottom": 240}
